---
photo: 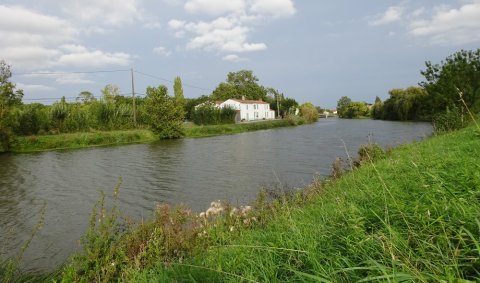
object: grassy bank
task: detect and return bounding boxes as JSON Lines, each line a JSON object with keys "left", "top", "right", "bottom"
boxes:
{"left": 51, "top": 124, "right": 480, "bottom": 282}
{"left": 11, "top": 129, "right": 158, "bottom": 153}
{"left": 10, "top": 119, "right": 301, "bottom": 153}
{"left": 184, "top": 119, "right": 297, "bottom": 138}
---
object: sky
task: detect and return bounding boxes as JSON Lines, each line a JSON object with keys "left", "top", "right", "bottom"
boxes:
{"left": 1, "top": 0, "right": 480, "bottom": 108}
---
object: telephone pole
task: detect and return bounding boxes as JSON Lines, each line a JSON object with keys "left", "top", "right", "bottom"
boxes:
{"left": 131, "top": 68, "right": 137, "bottom": 128}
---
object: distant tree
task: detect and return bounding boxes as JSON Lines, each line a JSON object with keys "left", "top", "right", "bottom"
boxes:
{"left": 101, "top": 84, "right": 120, "bottom": 103}
{"left": 420, "top": 49, "right": 480, "bottom": 116}
{"left": 336, "top": 96, "right": 352, "bottom": 118}
{"left": 143, "top": 85, "right": 184, "bottom": 139}
{"left": 0, "top": 60, "right": 23, "bottom": 151}
{"left": 343, "top": 101, "right": 369, "bottom": 118}
{"left": 0, "top": 60, "right": 23, "bottom": 107}
{"left": 299, "top": 102, "right": 319, "bottom": 123}
{"left": 51, "top": 96, "right": 69, "bottom": 132}
{"left": 370, "top": 96, "right": 384, "bottom": 119}
{"left": 211, "top": 70, "right": 267, "bottom": 101}
{"left": 76, "top": 91, "right": 96, "bottom": 104}
{"left": 380, "top": 87, "right": 428, "bottom": 121}
{"left": 173, "top": 76, "right": 185, "bottom": 118}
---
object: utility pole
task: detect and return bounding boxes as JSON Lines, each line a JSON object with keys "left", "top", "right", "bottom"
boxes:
{"left": 276, "top": 92, "right": 280, "bottom": 118}
{"left": 131, "top": 68, "right": 137, "bottom": 128}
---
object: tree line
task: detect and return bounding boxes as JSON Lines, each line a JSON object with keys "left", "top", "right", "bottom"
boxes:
{"left": 337, "top": 49, "right": 480, "bottom": 130}
{"left": 1, "top": 63, "right": 318, "bottom": 152}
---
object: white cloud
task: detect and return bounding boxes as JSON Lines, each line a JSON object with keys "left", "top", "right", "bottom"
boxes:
{"left": 369, "top": 6, "right": 404, "bottom": 26}
{"left": 169, "top": 0, "right": 295, "bottom": 56}
{"left": 222, "top": 54, "right": 246, "bottom": 62}
{"left": 153, "top": 46, "right": 172, "bottom": 57}
{"left": 16, "top": 83, "right": 55, "bottom": 93}
{"left": 408, "top": 1, "right": 480, "bottom": 45}
{"left": 168, "top": 19, "right": 186, "bottom": 29}
{"left": 250, "top": 0, "right": 296, "bottom": 18}
{"left": 57, "top": 47, "right": 131, "bottom": 67}
{"left": 61, "top": 0, "right": 143, "bottom": 27}
{"left": 21, "top": 72, "right": 95, "bottom": 85}
{"left": 0, "top": 5, "right": 133, "bottom": 71}
{"left": 184, "top": 0, "right": 245, "bottom": 16}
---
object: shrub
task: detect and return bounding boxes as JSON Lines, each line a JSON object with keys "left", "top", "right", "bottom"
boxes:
{"left": 432, "top": 106, "right": 469, "bottom": 134}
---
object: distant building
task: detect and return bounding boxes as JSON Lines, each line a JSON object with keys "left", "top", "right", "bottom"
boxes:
{"left": 195, "top": 97, "right": 276, "bottom": 122}
{"left": 220, "top": 98, "right": 275, "bottom": 122}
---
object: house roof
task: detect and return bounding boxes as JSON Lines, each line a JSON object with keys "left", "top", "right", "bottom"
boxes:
{"left": 229, "top": 99, "right": 269, "bottom": 105}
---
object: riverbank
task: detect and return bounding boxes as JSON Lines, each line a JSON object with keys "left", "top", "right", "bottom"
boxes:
{"left": 10, "top": 119, "right": 301, "bottom": 153}
{"left": 49, "top": 124, "right": 479, "bottom": 281}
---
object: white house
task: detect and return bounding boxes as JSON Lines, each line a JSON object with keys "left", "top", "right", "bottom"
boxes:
{"left": 220, "top": 99, "right": 275, "bottom": 122}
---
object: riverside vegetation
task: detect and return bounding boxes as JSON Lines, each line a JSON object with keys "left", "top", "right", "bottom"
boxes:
{"left": 3, "top": 120, "right": 478, "bottom": 282}
{"left": 1, "top": 66, "right": 314, "bottom": 153}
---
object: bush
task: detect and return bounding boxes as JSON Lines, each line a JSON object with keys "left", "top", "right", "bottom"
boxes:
{"left": 432, "top": 106, "right": 469, "bottom": 134}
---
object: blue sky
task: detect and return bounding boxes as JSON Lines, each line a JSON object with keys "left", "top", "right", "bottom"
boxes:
{"left": 1, "top": 0, "right": 480, "bottom": 108}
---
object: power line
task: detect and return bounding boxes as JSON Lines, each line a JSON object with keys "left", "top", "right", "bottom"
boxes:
{"left": 134, "top": 70, "right": 213, "bottom": 92}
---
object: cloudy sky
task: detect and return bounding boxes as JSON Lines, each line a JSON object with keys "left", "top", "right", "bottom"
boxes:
{"left": 1, "top": 0, "right": 480, "bottom": 107}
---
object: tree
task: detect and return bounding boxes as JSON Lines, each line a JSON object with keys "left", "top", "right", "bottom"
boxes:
{"left": 143, "top": 85, "right": 184, "bottom": 139}
{"left": 336, "top": 96, "right": 352, "bottom": 118}
{"left": 211, "top": 70, "right": 267, "bottom": 101}
{"left": 173, "top": 76, "right": 186, "bottom": 117}
{"left": 343, "top": 102, "right": 369, "bottom": 118}
{"left": 420, "top": 49, "right": 480, "bottom": 116}
{"left": 299, "top": 102, "right": 319, "bottom": 123}
{"left": 76, "top": 91, "right": 96, "bottom": 104}
{"left": 101, "top": 84, "right": 120, "bottom": 103}
{"left": 0, "top": 60, "right": 23, "bottom": 152}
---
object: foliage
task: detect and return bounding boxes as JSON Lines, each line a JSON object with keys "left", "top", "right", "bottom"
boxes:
{"left": 143, "top": 85, "right": 184, "bottom": 139}
{"left": 374, "top": 87, "right": 428, "bottom": 121}
{"left": 101, "top": 84, "right": 120, "bottom": 104}
{"left": 432, "top": 106, "right": 470, "bottom": 134}
{"left": 420, "top": 49, "right": 480, "bottom": 116}
{"left": 76, "top": 91, "right": 96, "bottom": 104}
{"left": 211, "top": 70, "right": 268, "bottom": 101}
{"left": 336, "top": 96, "right": 352, "bottom": 118}
{"left": 337, "top": 96, "right": 369, "bottom": 119}
{"left": 343, "top": 101, "right": 369, "bottom": 118}
{"left": 11, "top": 130, "right": 157, "bottom": 153}
{"left": 184, "top": 119, "right": 295, "bottom": 138}
{"left": 192, "top": 103, "right": 236, "bottom": 125}
{"left": 270, "top": 96, "right": 299, "bottom": 118}
{"left": 0, "top": 60, "right": 23, "bottom": 152}
{"left": 299, "top": 102, "right": 319, "bottom": 123}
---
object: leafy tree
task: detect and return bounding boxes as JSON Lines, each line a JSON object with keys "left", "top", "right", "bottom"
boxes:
{"left": 299, "top": 102, "right": 319, "bottom": 123}
{"left": 371, "top": 96, "right": 384, "bottom": 119}
{"left": 0, "top": 60, "right": 23, "bottom": 151}
{"left": 380, "top": 87, "right": 428, "bottom": 121}
{"left": 420, "top": 49, "right": 480, "bottom": 116}
{"left": 211, "top": 70, "right": 267, "bottom": 101}
{"left": 143, "top": 85, "right": 184, "bottom": 139}
{"left": 76, "top": 91, "right": 96, "bottom": 104}
{"left": 101, "top": 84, "right": 120, "bottom": 103}
{"left": 51, "top": 96, "right": 69, "bottom": 132}
{"left": 173, "top": 76, "right": 186, "bottom": 118}
{"left": 336, "top": 96, "right": 352, "bottom": 118}
{"left": 343, "top": 102, "right": 369, "bottom": 118}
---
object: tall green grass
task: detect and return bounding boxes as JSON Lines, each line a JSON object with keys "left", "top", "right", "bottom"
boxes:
{"left": 184, "top": 118, "right": 300, "bottom": 138}
{"left": 11, "top": 129, "right": 158, "bottom": 153}
{"left": 55, "top": 124, "right": 480, "bottom": 282}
